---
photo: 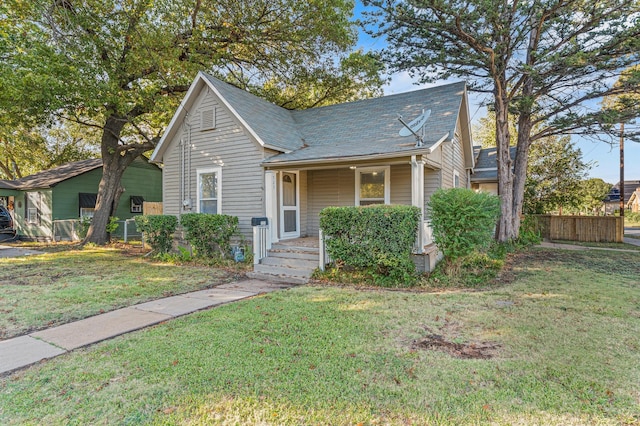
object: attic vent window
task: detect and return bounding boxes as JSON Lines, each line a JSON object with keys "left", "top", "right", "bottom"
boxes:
{"left": 201, "top": 107, "right": 216, "bottom": 131}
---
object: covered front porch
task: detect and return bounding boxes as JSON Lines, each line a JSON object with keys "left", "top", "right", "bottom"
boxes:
{"left": 251, "top": 155, "right": 444, "bottom": 281}
{"left": 261, "top": 155, "right": 439, "bottom": 250}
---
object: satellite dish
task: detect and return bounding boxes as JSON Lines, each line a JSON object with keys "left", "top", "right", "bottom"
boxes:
{"left": 399, "top": 109, "right": 431, "bottom": 137}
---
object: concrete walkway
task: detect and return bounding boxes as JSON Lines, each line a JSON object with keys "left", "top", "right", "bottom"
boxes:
{"left": 0, "top": 279, "right": 295, "bottom": 375}
{"left": 624, "top": 237, "right": 640, "bottom": 247}
{"left": 0, "top": 245, "right": 44, "bottom": 258}
{"left": 624, "top": 227, "right": 640, "bottom": 247}
{"left": 538, "top": 241, "right": 640, "bottom": 252}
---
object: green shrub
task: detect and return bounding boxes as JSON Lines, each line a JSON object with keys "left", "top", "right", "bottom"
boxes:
{"left": 78, "top": 216, "right": 92, "bottom": 239}
{"left": 516, "top": 215, "right": 542, "bottom": 247}
{"left": 134, "top": 215, "right": 178, "bottom": 254}
{"left": 180, "top": 213, "right": 239, "bottom": 259}
{"left": 625, "top": 212, "right": 640, "bottom": 226}
{"left": 156, "top": 246, "right": 193, "bottom": 264}
{"left": 107, "top": 216, "right": 119, "bottom": 234}
{"left": 78, "top": 216, "right": 119, "bottom": 240}
{"left": 319, "top": 205, "right": 421, "bottom": 286}
{"left": 422, "top": 247, "right": 506, "bottom": 288}
{"left": 427, "top": 188, "right": 500, "bottom": 264}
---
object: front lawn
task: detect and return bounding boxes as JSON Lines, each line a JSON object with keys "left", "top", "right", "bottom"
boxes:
{"left": 0, "top": 246, "right": 233, "bottom": 339}
{"left": 1, "top": 248, "right": 639, "bottom": 425}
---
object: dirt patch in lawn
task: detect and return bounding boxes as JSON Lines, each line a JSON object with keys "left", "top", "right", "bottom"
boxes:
{"left": 412, "top": 334, "right": 500, "bottom": 359}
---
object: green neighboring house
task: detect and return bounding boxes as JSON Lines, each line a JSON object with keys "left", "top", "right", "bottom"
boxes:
{"left": 0, "top": 157, "right": 162, "bottom": 241}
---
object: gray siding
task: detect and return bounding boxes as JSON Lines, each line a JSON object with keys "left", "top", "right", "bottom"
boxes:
{"left": 424, "top": 169, "right": 441, "bottom": 218}
{"left": 440, "top": 120, "right": 469, "bottom": 189}
{"left": 306, "top": 168, "right": 355, "bottom": 236}
{"left": 162, "top": 88, "right": 268, "bottom": 237}
{"left": 390, "top": 164, "right": 411, "bottom": 205}
{"left": 305, "top": 164, "right": 413, "bottom": 236}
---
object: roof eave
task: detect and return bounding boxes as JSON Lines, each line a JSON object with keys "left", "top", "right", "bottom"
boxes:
{"left": 150, "top": 74, "right": 205, "bottom": 163}
{"left": 262, "top": 133, "right": 449, "bottom": 169}
{"left": 459, "top": 87, "right": 475, "bottom": 170}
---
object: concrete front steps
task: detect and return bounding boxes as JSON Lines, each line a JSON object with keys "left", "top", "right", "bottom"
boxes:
{"left": 247, "top": 243, "right": 320, "bottom": 284}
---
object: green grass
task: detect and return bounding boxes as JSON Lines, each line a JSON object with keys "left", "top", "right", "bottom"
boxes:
{"left": 0, "top": 246, "right": 233, "bottom": 339}
{"left": 1, "top": 248, "right": 639, "bottom": 424}
{"left": 625, "top": 218, "right": 640, "bottom": 227}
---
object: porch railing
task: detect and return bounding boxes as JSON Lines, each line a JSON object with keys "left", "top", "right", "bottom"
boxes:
{"left": 318, "top": 228, "right": 333, "bottom": 271}
{"left": 252, "top": 222, "right": 271, "bottom": 264}
{"left": 422, "top": 220, "right": 434, "bottom": 247}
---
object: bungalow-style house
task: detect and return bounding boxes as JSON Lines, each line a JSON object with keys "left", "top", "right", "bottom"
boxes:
{"left": 0, "top": 157, "right": 162, "bottom": 241}
{"left": 603, "top": 180, "right": 640, "bottom": 215}
{"left": 150, "top": 72, "right": 476, "bottom": 280}
{"left": 470, "top": 146, "right": 517, "bottom": 194}
{"left": 628, "top": 186, "right": 640, "bottom": 213}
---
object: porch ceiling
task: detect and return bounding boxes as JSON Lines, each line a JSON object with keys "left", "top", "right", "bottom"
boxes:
{"left": 263, "top": 153, "right": 441, "bottom": 171}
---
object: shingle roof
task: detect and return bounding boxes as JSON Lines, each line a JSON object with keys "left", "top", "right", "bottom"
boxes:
{"left": 471, "top": 146, "right": 517, "bottom": 182}
{"left": 152, "top": 73, "right": 471, "bottom": 166}
{"left": 604, "top": 180, "right": 640, "bottom": 203}
{"left": 0, "top": 179, "right": 21, "bottom": 190}
{"left": 2, "top": 159, "right": 102, "bottom": 190}
{"left": 262, "top": 81, "right": 466, "bottom": 164}
{"left": 202, "top": 73, "right": 305, "bottom": 152}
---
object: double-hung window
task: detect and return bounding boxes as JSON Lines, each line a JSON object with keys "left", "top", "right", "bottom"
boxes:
{"left": 355, "top": 166, "right": 390, "bottom": 206}
{"left": 78, "top": 193, "right": 97, "bottom": 218}
{"left": 26, "top": 192, "right": 42, "bottom": 225}
{"left": 453, "top": 170, "right": 460, "bottom": 188}
{"left": 197, "top": 167, "right": 222, "bottom": 214}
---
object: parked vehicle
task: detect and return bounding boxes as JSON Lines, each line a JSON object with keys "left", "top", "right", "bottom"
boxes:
{"left": 0, "top": 205, "right": 14, "bottom": 232}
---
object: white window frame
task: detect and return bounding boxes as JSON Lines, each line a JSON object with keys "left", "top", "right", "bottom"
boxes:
{"left": 453, "top": 170, "right": 461, "bottom": 188}
{"left": 197, "top": 166, "right": 222, "bottom": 214}
{"left": 279, "top": 171, "right": 300, "bottom": 239}
{"left": 27, "top": 207, "right": 39, "bottom": 224}
{"left": 130, "top": 196, "right": 143, "bottom": 213}
{"left": 355, "top": 166, "right": 390, "bottom": 206}
{"left": 80, "top": 208, "right": 95, "bottom": 218}
{"left": 26, "top": 192, "right": 41, "bottom": 225}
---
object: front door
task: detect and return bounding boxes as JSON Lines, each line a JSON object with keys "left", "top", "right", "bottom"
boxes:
{"left": 280, "top": 171, "right": 300, "bottom": 239}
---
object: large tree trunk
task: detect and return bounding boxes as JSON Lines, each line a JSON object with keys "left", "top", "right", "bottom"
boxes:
{"left": 84, "top": 115, "right": 137, "bottom": 245}
{"left": 511, "top": 20, "right": 539, "bottom": 238}
{"left": 513, "top": 115, "right": 532, "bottom": 233}
{"left": 495, "top": 78, "right": 515, "bottom": 242}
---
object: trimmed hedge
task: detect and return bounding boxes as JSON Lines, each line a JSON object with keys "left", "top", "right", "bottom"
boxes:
{"left": 427, "top": 188, "right": 500, "bottom": 262}
{"left": 134, "top": 215, "right": 178, "bottom": 254}
{"left": 319, "top": 205, "right": 421, "bottom": 286}
{"left": 180, "top": 213, "right": 239, "bottom": 258}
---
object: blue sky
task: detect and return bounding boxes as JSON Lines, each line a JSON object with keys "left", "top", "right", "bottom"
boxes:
{"left": 354, "top": 2, "right": 639, "bottom": 185}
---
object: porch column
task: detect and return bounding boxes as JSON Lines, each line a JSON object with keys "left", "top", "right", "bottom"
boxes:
{"left": 411, "top": 155, "right": 425, "bottom": 253}
{"left": 265, "top": 170, "right": 278, "bottom": 245}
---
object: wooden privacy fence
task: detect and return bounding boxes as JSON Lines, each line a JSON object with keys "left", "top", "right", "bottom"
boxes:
{"left": 143, "top": 202, "right": 163, "bottom": 215}
{"left": 532, "top": 215, "right": 623, "bottom": 243}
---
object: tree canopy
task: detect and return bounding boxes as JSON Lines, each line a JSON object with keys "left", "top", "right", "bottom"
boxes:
{"left": 2, "top": 0, "right": 384, "bottom": 243}
{"left": 473, "top": 112, "right": 517, "bottom": 149}
{"left": 0, "top": 123, "right": 98, "bottom": 180}
{"left": 578, "top": 178, "right": 613, "bottom": 215}
{"left": 365, "top": 0, "right": 640, "bottom": 241}
{"left": 523, "top": 137, "right": 590, "bottom": 214}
